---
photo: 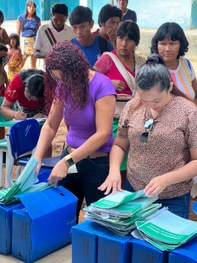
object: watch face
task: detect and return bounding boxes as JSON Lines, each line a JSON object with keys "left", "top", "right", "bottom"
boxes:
{"left": 67, "top": 157, "right": 74, "bottom": 167}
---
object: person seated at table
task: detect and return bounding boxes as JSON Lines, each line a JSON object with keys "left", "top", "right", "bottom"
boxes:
{"left": 1, "top": 69, "right": 46, "bottom": 120}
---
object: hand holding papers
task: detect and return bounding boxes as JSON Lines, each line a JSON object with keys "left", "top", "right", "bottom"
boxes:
{"left": 92, "top": 190, "right": 145, "bottom": 209}
{"left": 0, "top": 157, "right": 50, "bottom": 205}
{"left": 85, "top": 190, "right": 160, "bottom": 236}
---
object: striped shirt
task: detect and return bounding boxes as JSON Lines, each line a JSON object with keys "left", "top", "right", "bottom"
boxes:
{"left": 169, "top": 57, "right": 196, "bottom": 100}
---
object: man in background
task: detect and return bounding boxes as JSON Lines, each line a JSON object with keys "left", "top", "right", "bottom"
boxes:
{"left": 34, "top": 3, "right": 74, "bottom": 59}
{"left": 117, "top": 0, "right": 137, "bottom": 22}
{"left": 69, "top": 6, "right": 113, "bottom": 67}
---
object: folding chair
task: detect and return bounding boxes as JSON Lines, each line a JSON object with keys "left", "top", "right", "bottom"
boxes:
{"left": 5, "top": 118, "right": 61, "bottom": 188}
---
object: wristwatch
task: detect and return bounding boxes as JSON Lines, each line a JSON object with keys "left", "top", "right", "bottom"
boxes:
{"left": 65, "top": 154, "right": 74, "bottom": 167}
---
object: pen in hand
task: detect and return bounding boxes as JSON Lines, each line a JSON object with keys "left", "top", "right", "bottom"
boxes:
{"left": 14, "top": 103, "right": 27, "bottom": 120}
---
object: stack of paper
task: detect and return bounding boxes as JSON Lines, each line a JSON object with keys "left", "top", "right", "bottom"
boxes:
{"left": 0, "top": 157, "right": 51, "bottom": 205}
{"left": 85, "top": 190, "right": 160, "bottom": 236}
{"left": 132, "top": 207, "right": 197, "bottom": 251}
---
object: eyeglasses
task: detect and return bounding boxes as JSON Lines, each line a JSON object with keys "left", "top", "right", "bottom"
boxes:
{"left": 140, "top": 118, "right": 154, "bottom": 143}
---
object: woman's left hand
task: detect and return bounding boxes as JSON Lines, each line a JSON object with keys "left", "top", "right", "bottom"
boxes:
{"left": 48, "top": 159, "right": 68, "bottom": 185}
{"left": 144, "top": 175, "right": 169, "bottom": 197}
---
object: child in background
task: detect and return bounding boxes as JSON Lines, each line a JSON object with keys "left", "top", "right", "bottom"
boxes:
{"left": 8, "top": 33, "right": 22, "bottom": 81}
{"left": 0, "top": 10, "right": 10, "bottom": 45}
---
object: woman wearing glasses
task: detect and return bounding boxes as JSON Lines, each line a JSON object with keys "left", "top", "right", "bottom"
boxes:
{"left": 34, "top": 41, "right": 116, "bottom": 218}
{"left": 99, "top": 54, "right": 197, "bottom": 219}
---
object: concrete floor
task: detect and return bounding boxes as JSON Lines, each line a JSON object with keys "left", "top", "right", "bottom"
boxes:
{"left": 0, "top": 245, "right": 72, "bottom": 263}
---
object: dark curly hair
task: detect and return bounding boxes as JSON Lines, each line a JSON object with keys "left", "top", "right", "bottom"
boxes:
{"left": 44, "top": 41, "right": 90, "bottom": 113}
{"left": 151, "top": 22, "right": 189, "bottom": 58}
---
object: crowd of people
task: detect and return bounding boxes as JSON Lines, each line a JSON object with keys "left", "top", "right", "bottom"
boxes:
{"left": 0, "top": 0, "right": 197, "bottom": 220}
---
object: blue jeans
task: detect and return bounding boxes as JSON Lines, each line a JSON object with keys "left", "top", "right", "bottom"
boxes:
{"left": 124, "top": 179, "right": 190, "bottom": 219}
{"left": 59, "top": 149, "right": 110, "bottom": 217}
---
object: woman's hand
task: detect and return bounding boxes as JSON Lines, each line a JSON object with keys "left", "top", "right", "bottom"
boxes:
{"left": 15, "top": 111, "right": 27, "bottom": 120}
{"left": 98, "top": 172, "right": 122, "bottom": 195}
{"left": 112, "top": 80, "right": 126, "bottom": 92}
{"left": 144, "top": 175, "right": 170, "bottom": 197}
{"left": 48, "top": 159, "right": 69, "bottom": 185}
{"left": 107, "top": 27, "right": 117, "bottom": 44}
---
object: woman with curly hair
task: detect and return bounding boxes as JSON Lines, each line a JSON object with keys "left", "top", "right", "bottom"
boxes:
{"left": 151, "top": 22, "right": 197, "bottom": 102}
{"left": 34, "top": 41, "right": 116, "bottom": 217}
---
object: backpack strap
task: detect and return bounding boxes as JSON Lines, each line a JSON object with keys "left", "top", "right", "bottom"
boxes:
{"left": 98, "top": 36, "right": 108, "bottom": 54}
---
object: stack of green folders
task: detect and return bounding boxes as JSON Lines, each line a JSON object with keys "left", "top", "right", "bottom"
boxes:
{"left": 0, "top": 157, "right": 51, "bottom": 205}
{"left": 85, "top": 190, "right": 161, "bottom": 236}
{"left": 132, "top": 207, "right": 197, "bottom": 251}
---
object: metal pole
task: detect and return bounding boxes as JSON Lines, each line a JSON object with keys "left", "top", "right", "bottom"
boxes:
{"left": 110, "top": 0, "right": 114, "bottom": 5}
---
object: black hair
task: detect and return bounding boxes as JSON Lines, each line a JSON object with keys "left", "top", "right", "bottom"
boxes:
{"left": 98, "top": 4, "right": 122, "bottom": 27}
{"left": 0, "top": 44, "right": 8, "bottom": 52}
{"left": 69, "top": 6, "right": 93, "bottom": 26}
{"left": 50, "top": 3, "right": 68, "bottom": 17}
{"left": 25, "top": 0, "right": 37, "bottom": 18}
{"left": 20, "top": 69, "right": 44, "bottom": 98}
{"left": 136, "top": 53, "right": 186, "bottom": 98}
{"left": 117, "top": 20, "right": 140, "bottom": 45}
{"left": 0, "top": 10, "right": 4, "bottom": 24}
{"left": 9, "top": 33, "right": 20, "bottom": 49}
{"left": 151, "top": 22, "right": 189, "bottom": 58}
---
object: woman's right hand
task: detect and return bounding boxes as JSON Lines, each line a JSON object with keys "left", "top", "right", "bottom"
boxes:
{"left": 48, "top": 159, "right": 69, "bottom": 185}
{"left": 112, "top": 80, "right": 126, "bottom": 92}
{"left": 14, "top": 111, "right": 27, "bottom": 120}
{"left": 98, "top": 171, "right": 122, "bottom": 195}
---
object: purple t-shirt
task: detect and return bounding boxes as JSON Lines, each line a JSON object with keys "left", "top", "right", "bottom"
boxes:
{"left": 62, "top": 72, "right": 116, "bottom": 152}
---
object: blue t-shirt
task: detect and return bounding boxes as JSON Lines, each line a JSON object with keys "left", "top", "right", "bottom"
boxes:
{"left": 71, "top": 35, "right": 113, "bottom": 66}
{"left": 18, "top": 14, "right": 40, "bottom": 37}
